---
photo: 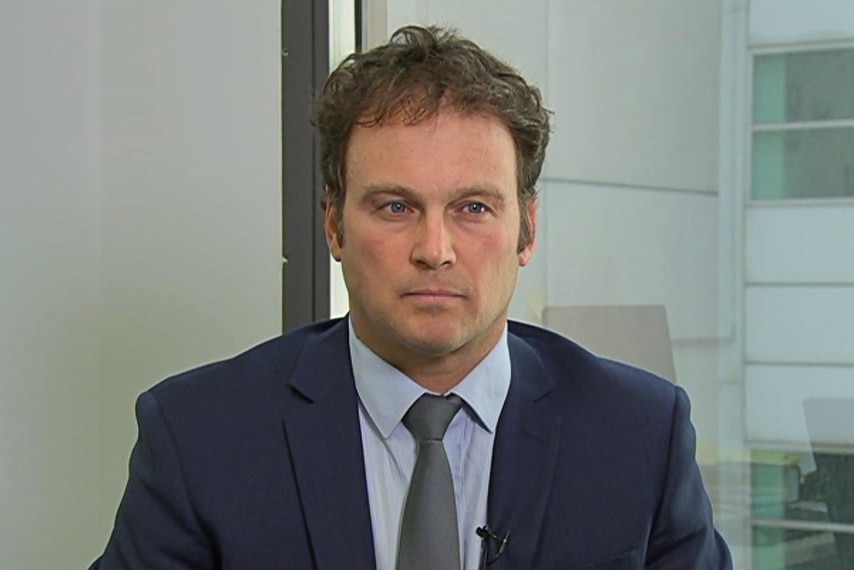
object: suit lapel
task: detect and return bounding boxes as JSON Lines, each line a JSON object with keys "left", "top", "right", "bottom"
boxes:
{"left": 486, "top": 333, "right": 562, "bottom": 570}
{"left": 282, "top": 321, "right": 376, "bottom": 570}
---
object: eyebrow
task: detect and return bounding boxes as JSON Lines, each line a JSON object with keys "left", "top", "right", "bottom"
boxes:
{"left": 360, "top": 184, "right": 418, "bottom": 201}
{"left": 360, "top": 183, "right": 507, "bottom": 205}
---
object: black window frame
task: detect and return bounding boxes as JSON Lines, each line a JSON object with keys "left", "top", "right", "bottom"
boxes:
{"left": 281, "top": 0, "right": 331, "bottom": 331}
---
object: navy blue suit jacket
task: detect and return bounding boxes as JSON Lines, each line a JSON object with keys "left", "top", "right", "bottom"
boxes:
{"left": 91, "top": 318, "right": 731, "bottom": 569}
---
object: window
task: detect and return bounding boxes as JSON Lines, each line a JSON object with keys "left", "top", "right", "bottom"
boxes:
{"left": 752, "top": 48, "right": 854, "bottom": 201}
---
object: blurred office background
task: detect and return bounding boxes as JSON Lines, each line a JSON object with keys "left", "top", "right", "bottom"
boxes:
{"left": 1, "top": 1, "right": 853, "bottom": 568}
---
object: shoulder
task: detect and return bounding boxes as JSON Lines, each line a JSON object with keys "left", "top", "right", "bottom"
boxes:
{"left": 146, "top": 318, "right": 347, "bottom": 416}
{"left": 507, "top": 321, "right": 691, "bottom": 495}
{"left": 507, "top": 320, "right": 681, "bottom": 413}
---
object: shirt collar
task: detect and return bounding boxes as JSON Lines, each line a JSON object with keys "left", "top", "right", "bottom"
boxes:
{"left": 349, "top": 318, "right": 511, "bottom": 439}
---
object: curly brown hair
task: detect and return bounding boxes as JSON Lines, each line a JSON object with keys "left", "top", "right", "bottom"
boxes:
{"left": 311, "top": 25, "right": 551, "bottom": 252}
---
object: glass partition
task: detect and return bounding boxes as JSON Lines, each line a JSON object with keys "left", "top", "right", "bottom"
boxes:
{"left": 356, "top": 3, "right": 854, "bottom": 568}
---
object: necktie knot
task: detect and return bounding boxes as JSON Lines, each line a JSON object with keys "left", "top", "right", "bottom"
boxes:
{"left": 403, "top": 393, "right": 463, "bottom": 442}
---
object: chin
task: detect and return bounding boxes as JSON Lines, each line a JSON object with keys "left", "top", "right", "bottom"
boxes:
{"left": 400, "top": 331, "right": 464, "bottom": 357}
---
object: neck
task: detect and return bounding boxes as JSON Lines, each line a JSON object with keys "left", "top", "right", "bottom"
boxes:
{"left": 400, "top": 357, "right": 480, "bottom": 394}
{"left": 351, "top": 319, "right": 506, "bottom": 393}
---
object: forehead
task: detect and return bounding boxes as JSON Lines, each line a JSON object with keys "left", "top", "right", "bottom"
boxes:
{"left": 345, "top": 111, "right": 517, "bottom": 192}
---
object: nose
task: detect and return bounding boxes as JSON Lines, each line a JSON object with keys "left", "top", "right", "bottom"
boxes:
{"left": 411, "top": 213, "right": 456, "bottom": 269}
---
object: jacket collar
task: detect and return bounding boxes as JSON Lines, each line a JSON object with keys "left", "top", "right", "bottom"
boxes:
{"left": 282, "top": 320, "right": 377, "bottom": 570}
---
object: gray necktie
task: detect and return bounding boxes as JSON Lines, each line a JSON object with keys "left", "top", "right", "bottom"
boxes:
{"left": 397, "top": 394, "right": 464, "bottom": 570}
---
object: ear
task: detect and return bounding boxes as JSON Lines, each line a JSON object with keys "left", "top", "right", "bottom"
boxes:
{"left": 324, "top": 196, "right": 343, "bottom": 262}
{"left": 518, "top": 199, "right": 538, "bottom": 267}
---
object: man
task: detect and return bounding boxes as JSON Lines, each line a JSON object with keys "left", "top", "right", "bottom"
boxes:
{"left": 92, "top": 25, "right": 732, "bottom": 569}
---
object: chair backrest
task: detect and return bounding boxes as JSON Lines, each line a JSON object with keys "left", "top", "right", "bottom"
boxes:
{"left": 541, "top": 304, "right": 677, "bottom": 382}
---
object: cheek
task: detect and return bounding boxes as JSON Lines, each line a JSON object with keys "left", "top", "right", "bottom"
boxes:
{"left": 466, "top": 234, "right": 521, "bottom": 282}
{"left": 344, "top": 230, "right": 403, "bottom": 277}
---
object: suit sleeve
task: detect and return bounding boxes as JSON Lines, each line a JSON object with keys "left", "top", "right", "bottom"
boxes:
{"left": 645, "top": 386, "right": 733, "bottom": 570}
{"left": 90, "top": 391, "right": 214, "bottom": 570}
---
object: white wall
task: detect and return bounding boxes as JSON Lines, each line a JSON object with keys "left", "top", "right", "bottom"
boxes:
{"left": 545, "top": 1, "right": 721, "bottom": 194}
{"left": 750, "top": 0, "right": 854, "bottom": 46}
{"left": 0, "top": 2, "right": 102, "bottom": 567}
{"left": 97, "top": 2, "right": 282, "bottom": 537}
{"left": 0, "top": 2, "right": 282, "bottom": 567}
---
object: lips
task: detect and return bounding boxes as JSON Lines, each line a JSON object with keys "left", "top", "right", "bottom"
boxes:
{"left": 405, "top": 289, "right": 465, "bottom": 298}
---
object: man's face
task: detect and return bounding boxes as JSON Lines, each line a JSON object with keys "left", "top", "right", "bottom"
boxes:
{"left": 325, "top": 110, "right": 536, "bottom": 375}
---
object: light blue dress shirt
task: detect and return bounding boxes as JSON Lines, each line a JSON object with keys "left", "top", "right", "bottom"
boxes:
{"left": 348, "top": 320, "right": 512, "bottom": 570}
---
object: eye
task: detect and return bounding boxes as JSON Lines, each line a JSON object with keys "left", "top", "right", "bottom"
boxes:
{"left": 464, "top": 202, "right": 489, "bottom": 214}
{"left": 383, "top": 201, "right": 409, "bottom": 214}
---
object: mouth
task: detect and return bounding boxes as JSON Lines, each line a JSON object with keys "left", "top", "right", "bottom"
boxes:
{"left": 405, "top": 288, "right": 465, "bottom": 297}
{"left": 403, "top": 289, "right": 467, "bottom": 302}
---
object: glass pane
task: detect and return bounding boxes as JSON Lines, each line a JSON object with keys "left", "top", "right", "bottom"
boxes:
{"left": 749, "top": 444, "right": 854, "bottom": 569}
{"left": 752, "top": 128, "right": 854, "bottom": 200}
{"left": 754, "top": 49, "right": 854, "bottom": 124}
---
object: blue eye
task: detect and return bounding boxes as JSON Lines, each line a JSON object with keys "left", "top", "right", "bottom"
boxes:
{"left": 386, "top": 201, "right": 408, "bottom": 214}
{"left": 465, "top": 202, "right": 488, "bottom": 214}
